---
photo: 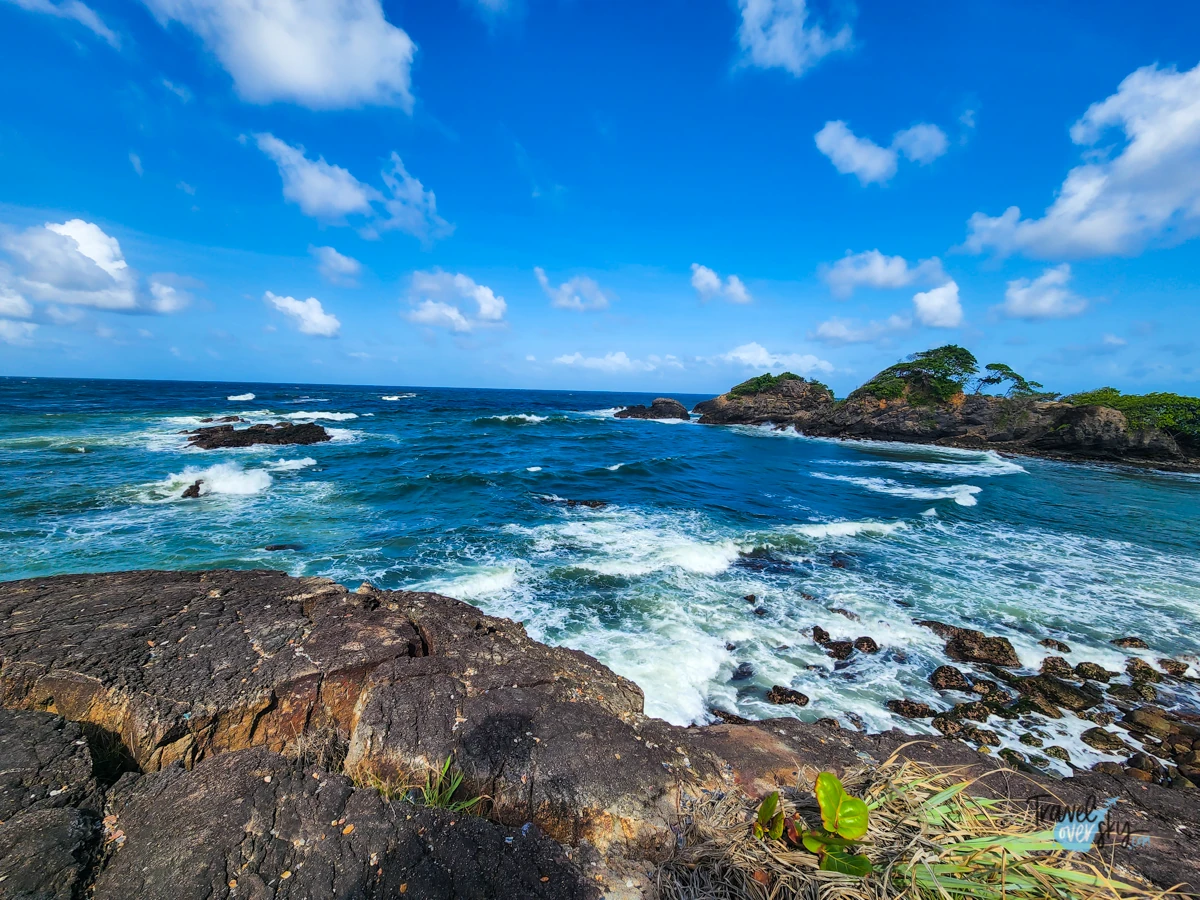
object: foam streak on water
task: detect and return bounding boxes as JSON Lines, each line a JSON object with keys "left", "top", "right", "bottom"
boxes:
{"left": 2, "top": 376, "right": 1199, "bottom": 777}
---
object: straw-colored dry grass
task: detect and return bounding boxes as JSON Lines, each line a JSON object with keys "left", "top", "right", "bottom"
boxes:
{"left": 655, "top": 746, "right": 1187, "bottom": 900}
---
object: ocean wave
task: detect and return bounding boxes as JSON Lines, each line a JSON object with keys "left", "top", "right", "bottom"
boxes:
{"left": 526, "top": 466, "right": 543, "bottom": 472}
{"left": 789, "top": 520, "right": 906, "bottom": 539}
{"left": 283, "top": 411, "right": 358, "bottom": 421}
{"left": 151, "top": 462, "right": 272, "bottom": 500}
{"left": 325, "top": 428, "right": 361, "bottom": 443}
{"left": 605, "top": 463, "right": 625, "bottom": 471}
{"left": 226, "top": 392, "right": 255, "bottom": 401}
{"left": 812, "top": 472, "right": 983, "bottom": 506}
{"left": 827, "top": 453, "right": 1026, "bottom": 478}
{"left": 382, "top": 393, "right": 416, "bottom": 400}
{"left": 284, "top": 398, "right": 329, "bottom": 404}
{"left": 475, "top": 414, "right": 549, "bottom": 425}
{"left": 265, "top": 457, "right": 317, "bottom": 472}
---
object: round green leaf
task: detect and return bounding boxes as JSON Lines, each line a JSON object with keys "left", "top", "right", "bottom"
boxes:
{"left": 819, "top": 849, "right": 873, "bottom": 878}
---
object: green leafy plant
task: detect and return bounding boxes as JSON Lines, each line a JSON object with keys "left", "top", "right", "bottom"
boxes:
{"left": 853, "top": 345, "right": 979, "bottom": 406}
{"left": 973, "top": 362, "right": 1052, "bottom": 398}
{"left": 1064, "top": 387, "right": 1200, "bottom": 442}
{"left": 419, "top": 755, "right": 481, "bottom": 813}
{"left": 753, "top": 772, "right": 873, "bottom": 876}
{"left": 728, "top": 371, "right": 802, "bottom": 397}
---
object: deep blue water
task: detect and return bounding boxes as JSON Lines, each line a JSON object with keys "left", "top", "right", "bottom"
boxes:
{"left": 3, "top": 376, "right": 1199, "bottom": 770}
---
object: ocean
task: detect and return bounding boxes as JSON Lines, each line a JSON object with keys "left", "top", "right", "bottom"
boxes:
{"left": 3, "top": 375, "right": 1199, "bottom": 772}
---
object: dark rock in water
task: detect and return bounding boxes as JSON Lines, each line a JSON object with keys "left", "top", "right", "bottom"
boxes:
{"left": 1127, "top": 658, "right": 1163, "bottom": 684}
{"left": 1018, "top": 732, "right": 1044, "bottom": 747}
{"left": 1159, "top": 658, "right": 1190, "bottom": 678}
{"left": 824, "top": 641, "right": 854, "bottom": 661}
{"left": 918, "top": 621, "right": 1020, "bottom": 667}
{"left": 735, "top": 548, "right": 792, "bottom": 573}
{"left": 744, "top": 594, "right": 756, "bottom": 603}
{"left": 844, "top": 712, "right": 867, "bottom": 731}
{"left": 811, "top": 625, "right": 831, "bottom": 645}
{"left": 565, "top": 499, "right": 607, "bottom": 509}
{"left": 886, "top": 699, "right": 934, "bottom": 718}
{"left": 1081, "top": 727, "right": 1131, "bottom": 754}
{"left": 1041, "top": 656, "right": 1076, "bottom": 679}
{"left": 709, "top": 708, "right": 751, "bottom": 725}
{"left": 731, "top": 662, "right": 755, "bottom": 681}
{"left": 951, "top": 701, "right": 992, "bottom": 723}
{"left": 1092, "top": 761, "right": 1126, "bottom": 776}
{"left": 813, "top": 717, "right": 840, "bottom": 729}
{"left": 1075, "top": 661, "right": 1114, "bottom": 682}
{"left": 970, "top": 679, "right": 1012, "bottom": 703}
{"left": 724, "top": 642, "right": 737, "bottom": 651}
{"left": 971, "top": 728, "right": 1001, "bottom": 747}
{"left": 614, "top": 398, "right": 689, "bottom": 420}
{"left": 92, "top": 749, "right": 597, "bottom": 900}
{"left": 830, "top": 557, "right": 847, "bottom": 569}
{"left": 853, "top": 636, "right": 879, "bottom": 654}
{"left": 181, "top": 479, "right": 203, "bottom": 499}
{"left": 800, "top": 592, "right": 816, "bottom": 601}
{"left": 1039, "top": 638, "right": 1071, "bottom": 653}
{"left": 766, "top": 685, "right": 809, "bottom": 707}
{"left": 199, "top": 415, "right": 244, "bottom": 424}
{"left": 187, "top": 422, "right": 331, "bottom": 450}
{"left": 752, "top": 607, "right": 768, "bottom": 617}
{"left": 1044, "top": 745, "right": 1071, "bottom": 763}
{"left": 1015, "top": 674, "right": 1102, "bottom": 712}
{"left": 829, "top": 607, "right": 858, "bottom": 621}
{"left": 1122, "top": 708, "right": 1176, "bottom": 736}
{"left": 264, "top": 543, "right": 302, "bottom": 552}
{"left": 1113, "top": 636, "right": 1149, "bottom": 649}
{"left": 930, "top": 665, "right": 970, "bottom": 692}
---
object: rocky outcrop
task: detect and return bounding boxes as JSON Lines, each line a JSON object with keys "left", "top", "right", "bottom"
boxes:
{"left": 186, "top": 422, "right": 331, "bottom": 450}
{"left": 614, "top": 398, "right": 689, "bottom": 420}
{"left": 693, "top": 380, "right": 1199, "bottom": 469}
{"left": 3, "top": 570, "right": 1200, "bottom": 892}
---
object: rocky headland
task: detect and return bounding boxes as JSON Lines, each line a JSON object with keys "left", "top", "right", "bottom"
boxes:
{"left": 2, "top": 569, "right": 1199, "bottom": 897}
{"left": 614, "top": 398, "right": 690, "bottom": 421}
{"left": 693, "top": 348, "right": 1200, "bottom": 470}
{"left": 186, "top": 422, "right": 332, "bottom": 450}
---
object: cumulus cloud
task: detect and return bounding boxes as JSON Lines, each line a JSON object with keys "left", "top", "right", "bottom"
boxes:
{"left": 912, "top": 281, "right": 963, "bottom": 328}
{"left": 821, "top": 250, "right": 946, "bottom": 298}
{"left": 813, "top": 314, "right": 911, "bottom": 345}
{"left": 535, "top": 267, "right": 611, "bottom": 311}
{"left": 553, "top": 351, "right": 655, "bottom": 373}
{"left": 690, "top": 264, "right": 751, "bottom": 303}
{"left": 966, "top": 62, "right": 1200, "bottom": 258}
{"left": 0, "top": 319, "right": 37, "bottom": 344}
{"left": 0, "top": 286, "right": 33, "bottom": 319}
{"left": 264, "top": 291, "right": 341, "bottom": 337}
{"left": 815, "top": 120, "right": 949, "bottom": 185}
{"left": 4, "top": 0, "right": 118, "bottom": 46}
{"left": 0, "top": 219, "right": 190, "bottom": 315}
{"left": 719, "top": 341, "right": 833, "bottom": 374}
{"left": 404, "top": 270, "right": 506, "bottom": 333}
{"left": 736, "top": 0, "right": 851, "bottom": 78}
{"left": 1001, "top": 264, "right": 1087, "bottom": 320}
{"left": 310, "top": 245, "right": 362, "bottom": 286}
{"left": 142, "top": 0, "right": 416, "bottom": 110}
{"left": 256, "top": 135, "right": 450, "bottom": 243}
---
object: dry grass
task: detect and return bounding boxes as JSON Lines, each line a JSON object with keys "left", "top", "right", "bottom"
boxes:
{"left": 655, "top": 747, "right": 1187, "bottom": 900}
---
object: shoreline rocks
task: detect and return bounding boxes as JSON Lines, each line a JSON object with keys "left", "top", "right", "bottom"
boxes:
{"left": 186, "top": 421, "right": 331, "bottom": 450}
{"left": 614, "top": 398, "right": 689, "bottom": 420}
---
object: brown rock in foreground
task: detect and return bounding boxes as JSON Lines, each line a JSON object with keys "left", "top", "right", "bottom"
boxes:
{"left": 186, "top": 421, "right": 331, "bottom": 449}
{"left": 613, "top": 397, "right": 689, "bottom": 420}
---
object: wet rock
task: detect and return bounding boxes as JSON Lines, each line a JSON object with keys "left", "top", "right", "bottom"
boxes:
{"left": 1018, "top": 732, "right": 1043, "bottom": 747}
{"left": 752, "top": 607, "right": 768, "bottom": 617}
{"left": 731, "top": 662, "right": 755, "bottom": 681}
{"left": 1041, "top": 656, "right": 1075, "bottom": 679}
{"left": 971, "top": 728, "right": 1001, "bottom": 747}
{"left": 852, "top": 636, "right": 879, "bottom": 654}
{"left": 951, "top": 701, "right": 992, "bottom": 723}
{"left": 766, "top": 686, "right": 809, "bottom": 707}
{"left": 1159, "top": 658, "right": 1190, "bottom": 678}
{"left": 1007, "top": 695, "right": 1065, "bottom": 719}
{"left": 918, "top": 621, "right": 1019, "bottom": 667}
{"left": 614, "top": 398, "right": 689, "bottom": 420}
{"left": 92, "top": 749, "right": 597, "bottom": 900}
{"left": 1044, "top": 745, "right": 1071, "bottom": 763}
{"left": 970, "top": 680, "right": 1012, "bottom": 703}
{"left": 709, "top": 708, "right": 751, "bottom": 725}
{"left": 1128, "top": 752, "right": 1167, "bottom": 781}
{"left": 1125, "top": 767, "right": 1155, "bottom": 782}
{"left": 824, "top": 641, "right": 854, "bottom": 661}
{"left": 829, "top": 607, "right": 858, "bottom": 621}
{"left": 885, "top": 699, "right": 934, "bottom": 718}
{"left": 1112, "top": 636, "right": 1149, "bottom": 649}
{"left": 186, "top": 422, "right": 331, "bottom": 450}
{"left": 844, "top": 712, "right": 867, "bottom": 731}
{"left": 1127, "top": 658, "right": 1163, "bottom": 683}
{"left": 1093, "top": 761, "right": 1125, "bottom": 776}
{"left": 1074, "top": 661, "right": 1114, "bottom": 682}
{"left": 811, "top": 625, "right": 831, "bottom": 645}
{"left": 724, "top": 642, "right": 737, "bottom": 652}
{"left": 799, "top": 592, "right": 816, "bottom": 602}
{"left": 1081, "top": 727, "right": 1131, "bottom": 754}
{"left": 1013, "top": 675, "right": 1102, "bottom": 713}
{"left": 564, "top": 499, "right": 607, "bottom": 509}
{"left": 1039, "top": 638, "right": 1071, "bottom": 653}
{"left": 1082, "top": 710, "right": 1116, "bottom": 726}
{"left": 1123, "top": 708, "right": 1177, "bottom": 736}
{"left": 264, "top": 543, "right": 302, "bottom": 551}
{"left": 744, "top": 594, "right": 756, "bottom": 603}
{"left": 929, "top": 665, "right": 970, "bottom": 692}
{"left": 830, "top": 558, "right": 847, "bottom": 569}
{"left": 180, "top": 479, "right": 203, "bottom": 499}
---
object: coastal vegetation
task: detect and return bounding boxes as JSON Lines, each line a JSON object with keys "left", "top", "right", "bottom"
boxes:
{"left": 729, "top": 371, "right": 803, "bottom": 396}
{"left": 1064, "top": 387, "right": 1200, "bottom": 441}
{"left": 852, "top": 344, "right": 981, "bottom": 405}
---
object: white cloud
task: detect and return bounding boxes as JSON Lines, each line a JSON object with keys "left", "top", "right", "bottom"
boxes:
{"left": 821, "top": 250, "right": 946, "bottom": 298}
{"left": 966, "top": 62, "right": 1200, "bottom": 258}
{"left": 5, "top": 0, "right": 118, "bottom": 46}
{"left": 310, "top": 245, "right": 362, "bottom": 285}
{"left": 813, "top": 314, "right": 911, "bottom": 345}
{"left": 147, "top": 280, "right": 191, "bottom": 313}
{"left": 912, "top": 280, "right": 963, "bottom": 328}
{"left": 264, "top": 291, "right": 341, "bottom": 337}
{"left": 690, "top": 264, "right": 752, "bottom": 303}
{"left": 0, "top": 286, "right": 33, "bottom": 319}
{"left": 1, "top": 219, "right": 141, "bottom": 311}
{"left": 736, "top": 0, "right": 851, "bottom": 78}
{"left": 815, "top": 120, "right": 949, "bottom": 185}
{"left": 129, "top": 153, "right": 143, "bottom": 176}
{"left": 719, "top": 341, "right": 833, "bottom": 374}
{"left": 161, "top": 78, "right": 192, "bottom": 101}
{"left": 535, "top": 267, "right": 611, "bottom": 311}
{"left": 553, "top": 351, "right": 654, "bottom": 372}
{"left": 256, "top": 135, "right": 450, "bottom": 242}
{"left": 0, "top": 319, "right": 37, "bottom": 345}
{"left": 404, "top": 270, "right": 506, "bottom": 332}
{"left": 1103, "top": 333, "right": 1127, "bottom": 346}
{"left": 142, "top": 0, "right": 415, "bottom": 110}
{"left": 1001, "top": 264, "right": 1087, "bottom": 320}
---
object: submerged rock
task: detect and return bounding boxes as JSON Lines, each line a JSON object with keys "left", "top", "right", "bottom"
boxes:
{"left": 180, "top": 479, "right": 203, "bottom": 499}
{"left": 929, "top": 665, "right": 971, "bottom": 692}
{"left": 731, "top": 661, "right": 755, "bottom": 681}
{"left": 1039, "top": 638, "right": 1071, "bottom": 653}
{"left": 1112, "top": 636, "right": 1149, "bottom": 649}
{"left": 1075, "top": 661, "right": 1114, "bottom": 682}
{"left": 886, "top": 699, "right": 934, "bottom": 718}
{"left": 1159, "top": 658, "right": 1190, "bottom": 678}
{"left": 824, "top": 641, "right": 854, "bottom": 661}
{"left": 766, "top": 685, "right": 809, "bottom": 707}
{"left": 1040, "top": 656, "right": 1076, "bottom": 679}
{"left": 614, "top": 398, "right": 689, "bottom": 420}
{"left": 852, "top": 636, "right": 879, "bottom": 654}
{"left": 1081, "top": 727, "right": 1131, "bottom": 754}
{"left": 187, "top": 422, "right": 331, "bottom": 450}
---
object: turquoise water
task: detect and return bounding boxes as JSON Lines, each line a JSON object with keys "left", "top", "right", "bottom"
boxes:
{"left": 3, "top": 376, "right": 1199, "bottom": 769}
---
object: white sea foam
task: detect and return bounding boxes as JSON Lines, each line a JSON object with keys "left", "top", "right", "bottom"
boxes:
{"left": 829, "top": 453, "right": 1026, "bottom": 479}
{"left": 419, "top": 565, "right": 519, "bottom": 600}
{"left": 265, "top": 457, "right": 317, "bottom": 472}
{"left": 325, "top": 428, "right": 360, "bottom": 443}
{"left": 605, "top": 463, "right": 625, "bottom": 471}
{"left": 526, "top": 466, "right": 543, "bottom": 472}
{"left": 478, "top": 414, "right": 548, "bottom": 424}
{"left": 580, "top": 407, "right": 622, "bottom": 418}
{"left": 226, "top": 392, "right": 255, "bottom": 401}
{"left": 283, "top": 411, "right": 358, "bottom": 421}
{"left": 812, "top": 472, "right": 983, "bottom": 506}
{"left": 790, "top": 520, "right": 906, "bottom": 539}
{"left": 382, "top": 393, "right": 416, "bottom": 400}
{"left": 154, "top": 462, "right": 272, "bottom": 499}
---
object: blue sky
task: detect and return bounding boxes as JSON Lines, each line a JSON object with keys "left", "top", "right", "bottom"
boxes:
{"left": 1, "top": 0, "right": 1198, "bottom": 395}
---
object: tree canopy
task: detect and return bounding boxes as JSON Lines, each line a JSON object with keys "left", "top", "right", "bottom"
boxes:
{"left": 854, "top": 345, "right": 979, "bottom": 405}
